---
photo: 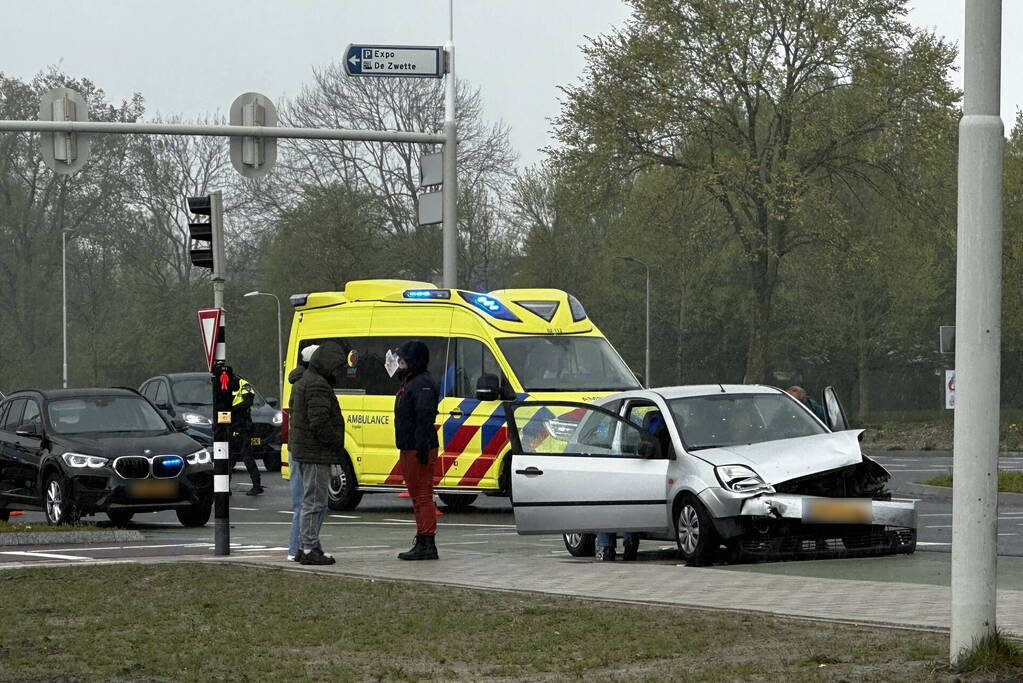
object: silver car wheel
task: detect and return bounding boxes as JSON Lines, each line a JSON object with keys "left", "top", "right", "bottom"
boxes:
{"left": 678, "top": 504, "right": 700, "bottom": 554}
{"left": 566, "top": 533, "right": 584, "bottom": 548}
{"left": 46, "top": 480, "right": 63, "bottom": 523}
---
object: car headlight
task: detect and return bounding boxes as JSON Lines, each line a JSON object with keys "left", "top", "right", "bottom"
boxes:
{"left": 62, "top": 452, "right": 108, "bottom": 469}
{"left": 182, "top": 412, "right": 212, "bottom": 426}
{"left": 272, "top": 411, "right": 283, "bottom": 425}
{"left": 186, "top": 448, "right": 211, "bottom": 465}
{"left": 715, "top": 465, "right": 775, "bottom": 494}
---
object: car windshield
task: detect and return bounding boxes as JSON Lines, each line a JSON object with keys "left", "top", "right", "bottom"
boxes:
{"left": 496, "top": 336, "right": 641, "bottom": 392}
{"left": 667, "top": 393, "right": 828, "bottom": 450}
{"left": 171, "top": 378, "right": 213, "bottom": 406}
{"left": 47, "top": 396, "right": 170, "bottom": 435}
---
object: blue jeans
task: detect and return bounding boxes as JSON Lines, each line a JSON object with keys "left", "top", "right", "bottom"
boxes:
{"left": 597, "top": 532, "right": 638, "bottom": 550}
{"left": 288, "top": 460, "right": 329, "bottom": 556}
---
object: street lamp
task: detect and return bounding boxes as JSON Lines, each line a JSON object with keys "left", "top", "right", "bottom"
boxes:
{"left": 617, "top": 256, "right": 651, "bottom": 387}
{"left": 244, "top": 291, "right": 283, "bottom": 402}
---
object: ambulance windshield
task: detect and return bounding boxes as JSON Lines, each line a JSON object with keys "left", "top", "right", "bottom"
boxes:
{"left": 496, "top": 336, "right": 640, "bottom": 392}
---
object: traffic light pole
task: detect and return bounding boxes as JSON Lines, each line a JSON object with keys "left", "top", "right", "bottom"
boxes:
{"left": 212, "top": 331, "right": 231, "bottom": 557}
{"left": 211, "top": 191, "right": 226, "bottom": 310}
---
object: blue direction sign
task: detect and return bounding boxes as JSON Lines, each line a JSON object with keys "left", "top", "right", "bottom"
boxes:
{"left": 344, "top": 44, "right": 444, "bottom": 78}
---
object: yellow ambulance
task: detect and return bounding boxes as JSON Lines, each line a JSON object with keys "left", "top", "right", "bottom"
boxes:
{"left": 280, "top": 279, "right": 641, "bottom": 511}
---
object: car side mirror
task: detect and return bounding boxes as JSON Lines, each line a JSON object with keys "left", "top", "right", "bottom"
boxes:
{"left": 15, "top": 424, "right": 42, "bottom": 439}
{"left": 638, "top": 433, "right": 660, "bottom": 459}
{"left": 266, "top": 397, "right": 279, "bottom": 408}
{"left": 475, "top": 374, "right": 501, "bottom": 402}
{"left": 155, "top": 402, "right": 170, "bottom": 411}
{"left": 171, "top": 417, "right": 188, "bottom": 432}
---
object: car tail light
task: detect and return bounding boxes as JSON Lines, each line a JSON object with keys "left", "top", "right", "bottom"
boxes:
{"left": 280, "top": 409, "right": 290, "bottom": 445}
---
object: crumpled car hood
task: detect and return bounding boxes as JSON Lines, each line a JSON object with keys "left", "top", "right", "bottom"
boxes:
{"left": 691, "top": 430, "right": 865, "bottom": 485}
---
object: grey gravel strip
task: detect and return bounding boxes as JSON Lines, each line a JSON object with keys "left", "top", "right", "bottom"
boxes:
{"left": 0, "top": 529, "right": 144, "bottom": 547}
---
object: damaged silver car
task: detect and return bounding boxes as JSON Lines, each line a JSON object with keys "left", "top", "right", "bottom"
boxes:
{"left": 506, "top": 385, "right": 916, "bottom": 565}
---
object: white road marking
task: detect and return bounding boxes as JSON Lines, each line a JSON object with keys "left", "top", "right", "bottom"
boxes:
{"left": 899, "top": 469, "right": 947, "bottom": 473}
{"left": 920, "top": 513, "right": 952, "bottom": 517}
{"left": 277, "top": 510, "right": 294, "bottom": 515}
{"left": 917, "top": 541, "right": 951, "bottom": 546}
{"left": 1, "top": 551, "right": 90, "bottom": 560}
{"left": 231, "top": 507, "right": 258, "bottom": 511}
{"left": 384, "top": 519, "right": 417, "bottom": 523}
{"left": 998, "top": 533, "right": 1019, "bottom": 536}
{"left": 238, "top": 547, "right": 287, "bottom": 552}
{"left": 329, "top": 514, "right": 360, "bottom": 519}
{"left": 925, "top": 525, "right": 952, "bottom": 529}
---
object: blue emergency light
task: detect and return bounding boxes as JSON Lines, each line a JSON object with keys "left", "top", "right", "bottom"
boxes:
{"left": 458, "top": 291, "right": 521, "bottom": 322}
{"left": 403, "top": 289, "right": 451, "bottom": 300}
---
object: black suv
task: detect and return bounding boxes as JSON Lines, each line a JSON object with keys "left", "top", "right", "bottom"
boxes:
{"left": 0, "top": 388, "right": 213, "bottom": 526}
{"left": 139, "top": 372, "right": 282, "bottom": 471}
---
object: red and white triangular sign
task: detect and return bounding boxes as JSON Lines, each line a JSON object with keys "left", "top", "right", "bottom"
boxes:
{"left": 197, "top": 308, "right": 223, "bottom": 372}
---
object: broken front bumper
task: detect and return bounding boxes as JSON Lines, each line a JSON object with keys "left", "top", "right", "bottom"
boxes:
{"left": 739, "top": 493, "right": 917, "bottom": 528}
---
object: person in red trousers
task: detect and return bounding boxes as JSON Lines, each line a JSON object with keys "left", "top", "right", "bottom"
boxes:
{"left": 393, "top": 340, "right": 440, "bottom": 560}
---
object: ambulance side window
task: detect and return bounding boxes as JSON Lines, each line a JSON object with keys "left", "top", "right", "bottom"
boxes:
{"left": 452, "top": 338, "right": 506, "bottom": 399}
{"left": 304, "top": 337, "right": 449, "bottom": 396}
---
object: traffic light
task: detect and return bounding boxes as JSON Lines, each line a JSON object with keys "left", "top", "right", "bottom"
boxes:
{"left": 187, "top": 194, "right": 223, "bottom": 274}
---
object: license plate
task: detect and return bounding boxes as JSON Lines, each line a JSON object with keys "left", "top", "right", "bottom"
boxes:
{"left": 803, "top": 498, "right": 872, "bottom": 524}
{"left": 250, "top": 437, "right": 262, "bottom": 446}
{"left": 128, "top": 480, "right": 180, "bottom": 499}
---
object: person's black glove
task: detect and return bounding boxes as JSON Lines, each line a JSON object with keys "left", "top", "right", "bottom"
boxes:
{"left": 416, "top": 450, "right": 429, "bottom": 466}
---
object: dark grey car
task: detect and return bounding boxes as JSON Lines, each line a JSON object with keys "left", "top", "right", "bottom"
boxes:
{"left": 139, "top": 372, "right": 282, "bottom": 471}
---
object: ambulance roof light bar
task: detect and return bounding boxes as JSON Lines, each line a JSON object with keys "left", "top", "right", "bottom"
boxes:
{"left": 403, "top": 289, "right": 451, "bottom": 300}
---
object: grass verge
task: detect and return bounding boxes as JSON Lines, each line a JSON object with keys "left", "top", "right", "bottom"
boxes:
{"left": 0, "top": 563, "right": 1016, "bottom": 682}
{"left": 920, "top": 472, "right": 1023, "bottom": 493}
{"left": 0, "top": 520, "right": 104, "bottom": 533}
{"left": 954, "top": 630, "right": 1023, "bottom": 674}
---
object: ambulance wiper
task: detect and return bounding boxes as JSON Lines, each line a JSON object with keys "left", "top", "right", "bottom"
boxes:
{"left": 687, "top": 444, "right": 731, "bottom": 451}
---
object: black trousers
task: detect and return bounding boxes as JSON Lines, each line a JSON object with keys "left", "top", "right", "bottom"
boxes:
{"left": 231, "top": 427, "right": 261, "bottom": 488}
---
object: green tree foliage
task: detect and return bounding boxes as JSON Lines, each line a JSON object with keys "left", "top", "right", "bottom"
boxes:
{"left": 551, "top": 0, "right": 958, "bottom": 382}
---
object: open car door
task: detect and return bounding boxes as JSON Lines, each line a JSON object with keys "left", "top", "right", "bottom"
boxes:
{"left": 505, "top": 401, "right": 671, "bottom": 535}
{"left": 822, "top": 386, "right": 850, "bottom": 431}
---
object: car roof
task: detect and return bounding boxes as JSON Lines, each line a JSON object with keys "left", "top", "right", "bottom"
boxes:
{"left": 5, "top": 387, "right": 142, "bottom": 401}
{"left": 147, "top": 372, "right": 210, "bottom": 381}
{"left": 599, "top": 384, "right": 786, "bottom": 403}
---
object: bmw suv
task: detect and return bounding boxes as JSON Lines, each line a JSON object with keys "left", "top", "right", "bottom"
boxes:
{"left": 0, "top": 388, "right": 213, "bottom": 526}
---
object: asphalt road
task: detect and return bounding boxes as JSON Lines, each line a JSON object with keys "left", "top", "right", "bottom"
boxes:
{"left": 4, "top": 451, "right": 1023, "bottom": 569}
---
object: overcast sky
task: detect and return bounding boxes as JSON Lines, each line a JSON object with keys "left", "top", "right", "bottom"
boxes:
{"left": 1, "top": 1, "right": 1018, "bottom": 169}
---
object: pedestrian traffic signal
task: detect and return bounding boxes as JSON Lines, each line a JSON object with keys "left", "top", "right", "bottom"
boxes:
{"left": 187, "top": 194, "right": 223, "bottom": 274}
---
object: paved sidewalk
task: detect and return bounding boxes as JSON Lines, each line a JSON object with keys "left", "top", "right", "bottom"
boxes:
{"left": 224, "top": 547, "right": 1023, "bottom": 637}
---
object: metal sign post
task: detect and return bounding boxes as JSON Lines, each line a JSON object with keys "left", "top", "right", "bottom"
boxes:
{"left": 210, "top": 317, "right": 232, "bottom": 557}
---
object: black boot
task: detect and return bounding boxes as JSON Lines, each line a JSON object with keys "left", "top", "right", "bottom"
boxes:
{"left": 245, "top": 485, "right": 264, "bottom": 496}
{"left": 398, "top": 535, "right": 424, "bottom": 560}
{"left": 398, "top": 534, "right": 438, "bottom": 561}
{"left": 421, "top": 534, "right": 439, "bottom": 560}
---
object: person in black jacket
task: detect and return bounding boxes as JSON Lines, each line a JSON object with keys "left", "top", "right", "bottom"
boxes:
{"left": 290, "top": 342, "right": 347, "bottom": 566}
{"left": 393, "top": 340, "right": 440, "bottom": 560}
